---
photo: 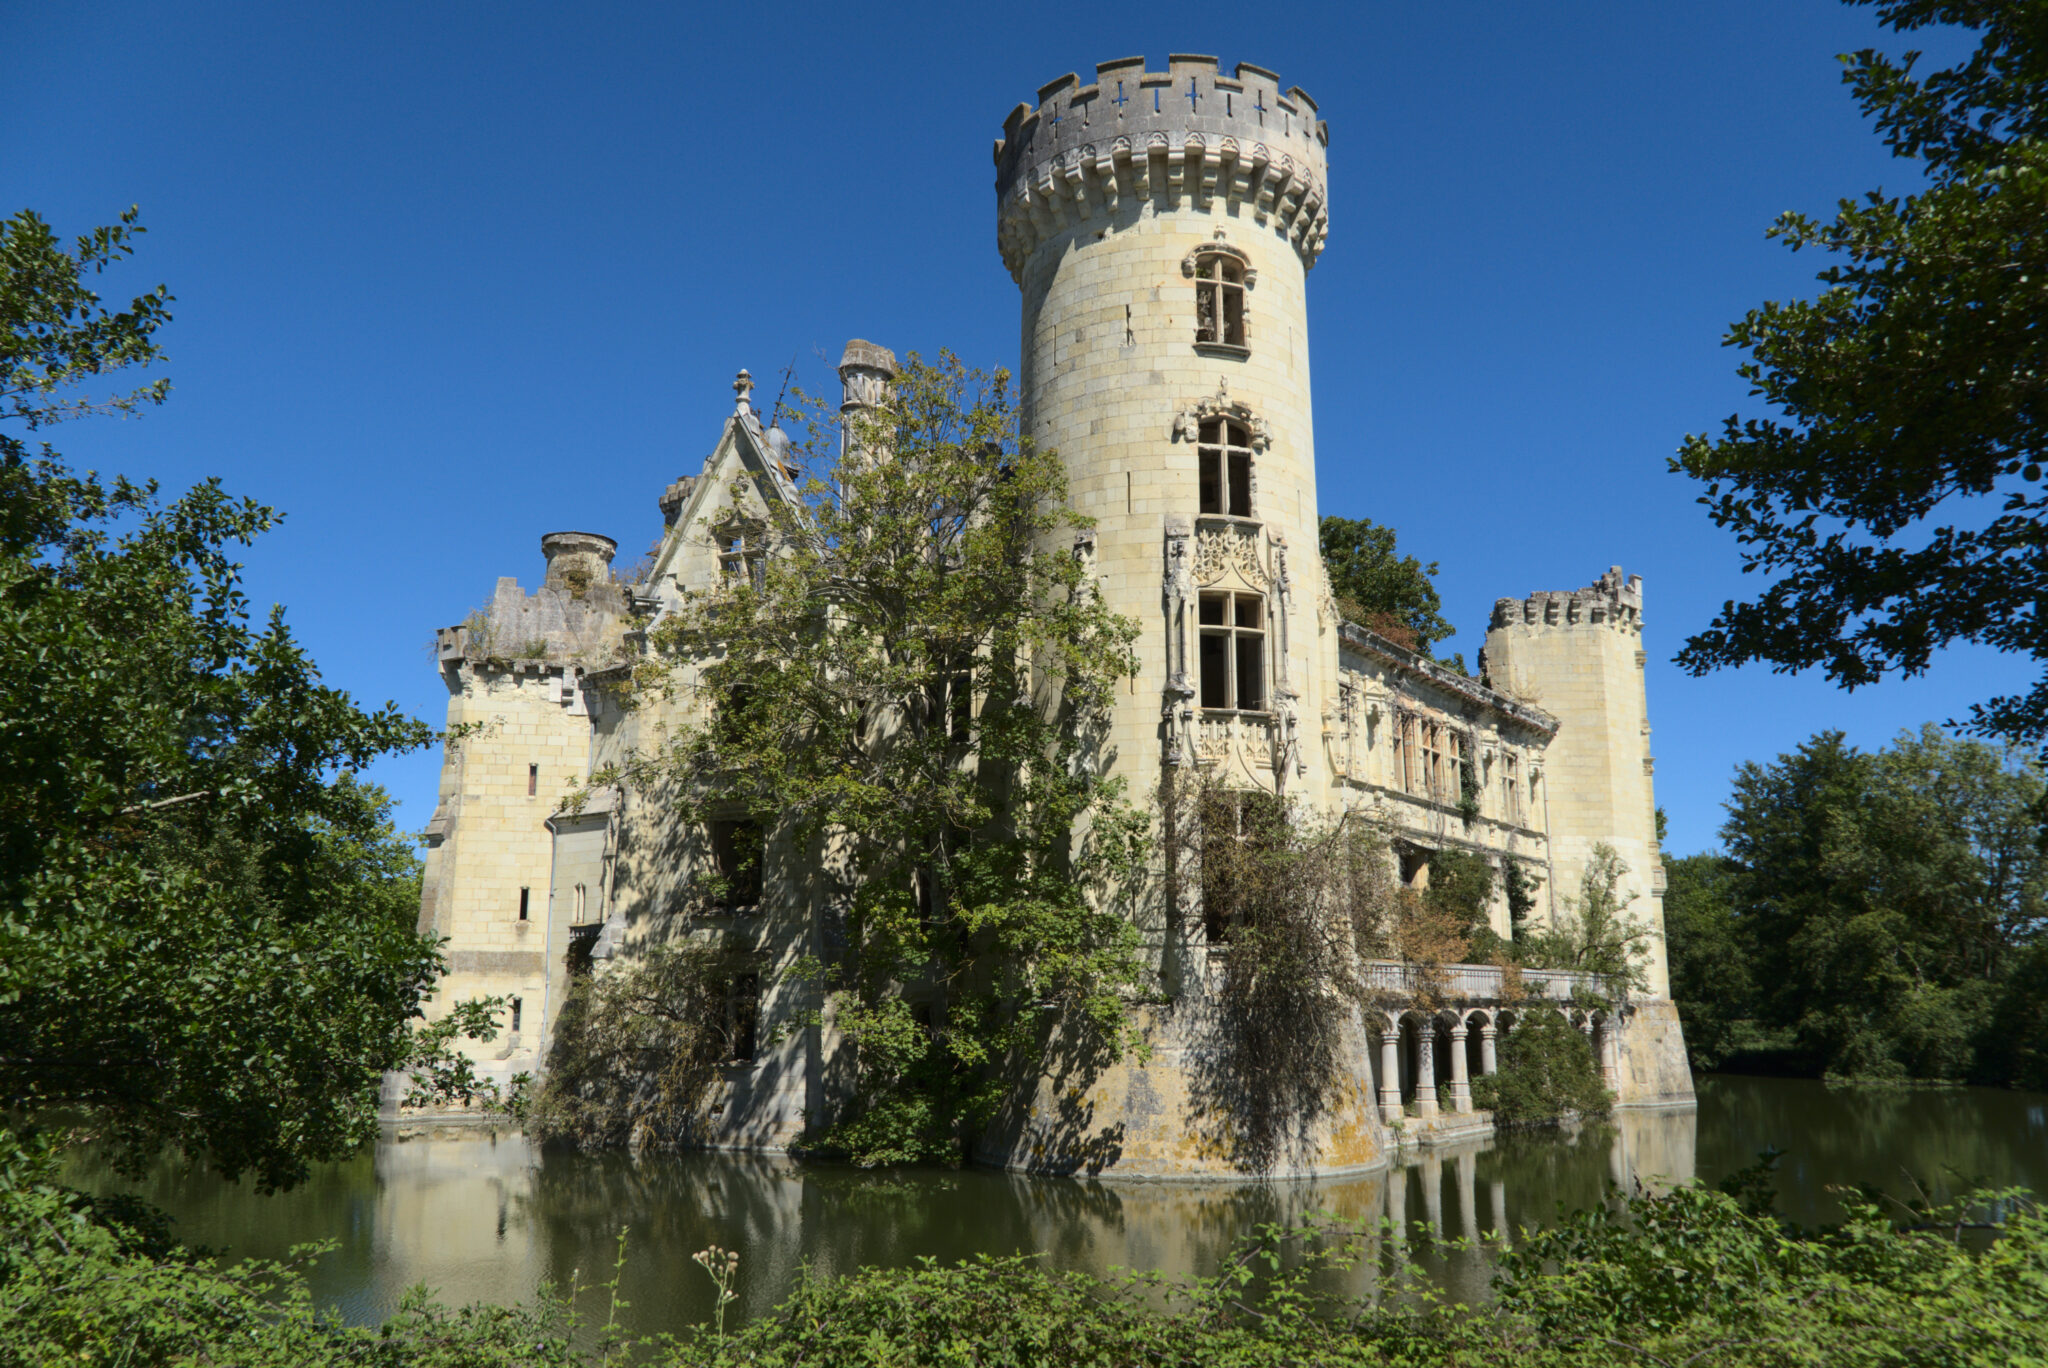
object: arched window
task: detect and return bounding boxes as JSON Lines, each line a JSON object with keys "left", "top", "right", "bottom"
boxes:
{"left": 1198, "top": 417, "right": 1254, "bottom": 517}
{"left": 1193, "top": 252, "right": 1247, "bottom": 349}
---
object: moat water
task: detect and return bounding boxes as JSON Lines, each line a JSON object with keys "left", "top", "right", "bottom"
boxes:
{"left": 70, "top": 1075, "right": 2048, "bottom": 1342}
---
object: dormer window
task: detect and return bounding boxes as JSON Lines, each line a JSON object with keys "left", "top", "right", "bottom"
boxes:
{"left": 718, "top": 530, "right": 764, "bottom": 587}
{"left": 1198, "top": 418, "right": 1254, "bottom": 517}
{"left": 1193, "top": 252, "right": 1247, "bottom": 350}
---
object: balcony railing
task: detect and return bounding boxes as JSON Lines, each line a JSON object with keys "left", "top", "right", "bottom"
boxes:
{"left": 1358, "top": 959, "right": 1613, "bottom": 1003}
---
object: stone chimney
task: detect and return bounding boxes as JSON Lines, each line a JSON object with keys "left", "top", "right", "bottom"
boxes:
{"left": 540, "top": 531, "right": 617, "bottom": 597}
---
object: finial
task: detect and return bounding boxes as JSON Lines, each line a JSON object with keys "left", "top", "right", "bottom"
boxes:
{"left": 733, "top": 369, "right": 754, "bottom": 414}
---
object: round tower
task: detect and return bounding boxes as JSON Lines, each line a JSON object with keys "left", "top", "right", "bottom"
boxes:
{"left": 994, "top": 56, "right": 1333, "bottom": 799}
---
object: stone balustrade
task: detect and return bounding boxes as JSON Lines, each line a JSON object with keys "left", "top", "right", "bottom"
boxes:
{"left": 1359, "top": 959, "right": 1617, "bottom": 1004}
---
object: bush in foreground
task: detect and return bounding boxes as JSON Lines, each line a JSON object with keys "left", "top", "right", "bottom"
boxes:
{"left": 7, "top": 1128, "right": 2046, "bottom": 1367}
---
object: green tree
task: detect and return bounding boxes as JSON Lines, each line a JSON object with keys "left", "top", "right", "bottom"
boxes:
{"left": 1674, "top": 2, "right": 2048, "bottom": 744}
{"left": 1661, "top": 852, "right": 1754, "bottom": 1068}
{"left": 1317, "top": 515, "right": 1460, "bottom": 666}
{"left": 1719, "top": 725, "right": 2045, "bottom": 1080}
{"left": 598, "top": 351, "right": 1147, "bottom": 1164}
{"left": 1518, "top": 844, "right": 1654, "bottom": 989}
{"left": 0, "top": 208, "right": 444, "bottom": 1190}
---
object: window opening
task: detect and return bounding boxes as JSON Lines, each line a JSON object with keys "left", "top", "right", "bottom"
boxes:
{"left": 1200, "top": 789, "right": 1284, "bottom": 942}
{"left": 510, "top": 997, "right": 523, "bottom": 1033}
{"left": 1197, "top": 591, "right": 1266, "bottom": 711}
{"left": 574, "top": 883, "right": 587, "bottom": 921}
{"left": 726, "top": 973, "right": 760, "bottom": 1062}
{"left": 1502, "top": 753, "right": 1521, "bottom": 823}
{"left": 528, "top": 763, "right": 538, "bottom": 797}
{"left": 1419, "top": 721, "right": 1444, "bottom": 799}
{"left": 708, "top": 818, "right": 764, "bottom": 909}
{"left": 719, "top": 531, "right": 765, "bottom": 587}
{"left": 1197, "top": 417, "right": 1254, "bottom": 517}
{"left": 1194, "top": 253, "right": 1247, "bottom": 348}
{"left": 517, "top": 886, "right": 530, "bottom": 922}
{"left": 1398, "top": 845, "right": 1429, "bottom": 888}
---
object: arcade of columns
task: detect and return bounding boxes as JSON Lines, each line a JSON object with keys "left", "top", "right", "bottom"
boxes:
{"left": 1373, "top": 1006, "right": 1623, "bottom": 1121}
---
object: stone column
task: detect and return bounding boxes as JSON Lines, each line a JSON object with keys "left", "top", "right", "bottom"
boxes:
{"left": 1387, "top": 1165, "right": 1408, "bottom": 1247}
{"left": 1456, "top": 1151, "right": 1479, "bottom": 1243}
{"left": 1490, "top": 1179, "right": 1509, "bottom": 1249}
{"left": 1449, "top": 1018, "right": 1471, "bottom": 1113}
{"left": 1378, "top": 1021, "right": 1403, "bottom": 1122}
{"left": 1415, "top": 1019, "right": 1439, "bottom": 1118}
{"left": 1480, "top": 1021, "right": 1499, "bottom": 1076}
{"left": 1421, "top": 1153, "right": 1444, "bottom": 1232}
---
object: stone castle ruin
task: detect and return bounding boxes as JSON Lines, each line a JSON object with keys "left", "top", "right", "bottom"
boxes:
{"left": 416, "top": 54, "right": 1693, "bottom": 1177}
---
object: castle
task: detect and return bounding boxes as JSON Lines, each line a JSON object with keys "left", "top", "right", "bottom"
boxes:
{"left": 415, "top": 54, "right": 1693, "bottom": 1177}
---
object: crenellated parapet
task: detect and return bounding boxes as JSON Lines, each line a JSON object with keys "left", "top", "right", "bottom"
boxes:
{"left": 1490, "top": 566, "right": 1644, "bottom": 635}
{"left": 993, "top": 55, "right": 1331, "bottom": 282}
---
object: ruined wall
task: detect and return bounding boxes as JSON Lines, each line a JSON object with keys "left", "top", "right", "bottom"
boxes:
{"left": 417, "top": 542, "right": 629, "bottom": 1085}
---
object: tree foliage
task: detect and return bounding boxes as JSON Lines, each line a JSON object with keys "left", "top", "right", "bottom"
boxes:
{"left": 1317, "top": 515, "right": 1460, "bottom": 665}
{"left": 1514, "top": 844, "right": 1654, "bottom": 991}
{"left": 1661, "top": 851, "right": 1754, "bottom": 1068}
{"left": 1469, "top": 1007, "right": 1611, "bottom": 1127}
{"left": 1171, "top": 773, "right": 1405, "bottom": 1172}
{"left": 1674, "top": 2, "right": 2048, "bottom": 743}
{"left": 0, "top": 209, "right": 445, "bottom": 1190}
{"left": 604, "top": 352, "right": 1148, "bottom": 1164}
{"left": 1676, "top": 724, "right": 2047, "bottom": 1081}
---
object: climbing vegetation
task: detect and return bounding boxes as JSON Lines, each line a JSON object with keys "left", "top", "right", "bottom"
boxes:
{"left": 588, "top": 352, "right": 1148, "bottom": 1165}
{"left": 522, "top": 944, "right": 750, "bottom": 1151}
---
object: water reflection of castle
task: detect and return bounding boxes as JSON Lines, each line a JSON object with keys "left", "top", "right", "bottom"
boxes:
{"left": 351, "top": 1109, "right": 1695, "bottom": 1332}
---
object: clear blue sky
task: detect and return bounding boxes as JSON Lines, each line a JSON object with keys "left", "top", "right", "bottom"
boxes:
{"left": 4, "top": 1, "right": 2018, "bottom": 856}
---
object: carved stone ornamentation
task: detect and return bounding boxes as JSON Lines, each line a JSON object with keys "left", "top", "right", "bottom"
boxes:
{"left": 1161, "top": 517, "right": 1198, "bottom": 767}
{"left": 1171, "top": 384, "right": 1273, "bottom": 452}
{"left": 1179, "top": 233, "right": 1258, "bottom": 289}
{"left": 1193, "top": 520, "right": 1270, "bottom": 588}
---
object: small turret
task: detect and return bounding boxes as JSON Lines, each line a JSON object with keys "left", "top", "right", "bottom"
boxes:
{"left": 540, "top": 531, "right": 617, "bottom": 597}
{"left": 837, "top": 339, "right": 897, "bottom": 466}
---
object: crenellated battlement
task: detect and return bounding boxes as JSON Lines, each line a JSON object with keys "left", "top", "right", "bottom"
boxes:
{"left": 1490, "top": 566, "right": 1644, "bottom": 634}
{"left": 993, "top": 56, "right": 1331, "bottom": 282}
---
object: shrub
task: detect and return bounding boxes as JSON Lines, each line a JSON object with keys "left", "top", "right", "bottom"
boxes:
{"left": 1469, "top": 1007, "right": 1611, "bottom": 1126}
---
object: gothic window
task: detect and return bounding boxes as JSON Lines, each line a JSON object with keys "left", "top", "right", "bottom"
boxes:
{"left": 719, "top": 530, "right": 765, "bottom": 587}
{"left": 708, "top": 818, "right": 763, "bottom": 910}
{"left": 1197, "top": 591, "right": 1266, "bottom": 711}
{"left": 1197, "top": 417, "right": 1254, "bottom": 517}
{"left": 1194, "top": 252, "right": 1247, "bottom": 349}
